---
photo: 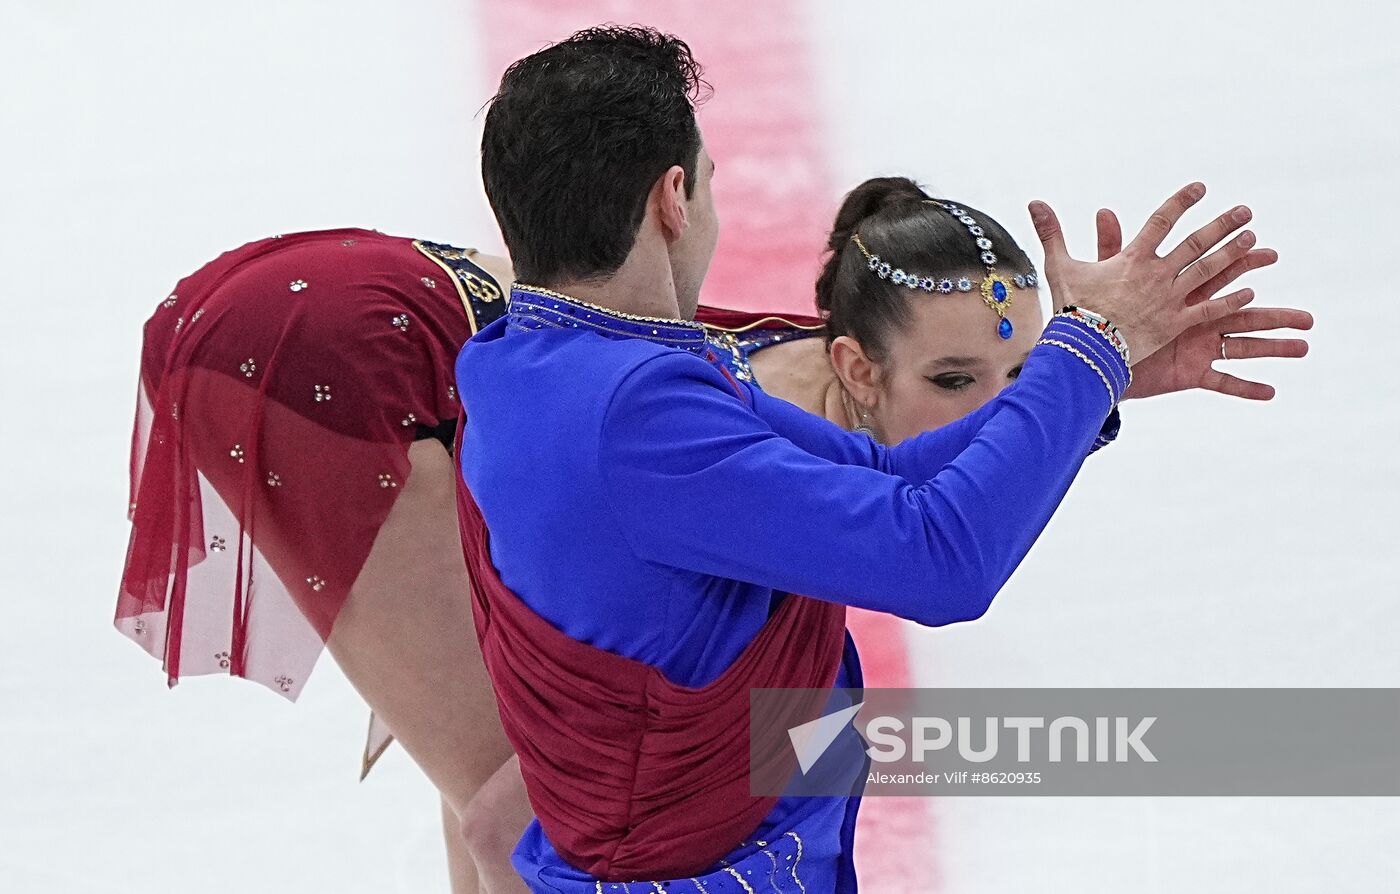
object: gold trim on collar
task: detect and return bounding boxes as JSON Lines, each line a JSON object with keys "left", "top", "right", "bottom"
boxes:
{"left": 514, "top": 283, "right": 707, "bottom": 332}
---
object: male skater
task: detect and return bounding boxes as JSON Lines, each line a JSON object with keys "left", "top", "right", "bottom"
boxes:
{"left": 456, "top": 25, "right": 1262, "bottom": 892}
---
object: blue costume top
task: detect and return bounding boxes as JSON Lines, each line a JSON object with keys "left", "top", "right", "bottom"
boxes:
{"left": 456, "top": 285, "right": 1128, "bottom": 893}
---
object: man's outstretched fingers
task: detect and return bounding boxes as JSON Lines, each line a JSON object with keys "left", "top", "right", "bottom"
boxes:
{"left": 1126, "top": 182, "right": 1207, "bottom": 255}
{"left": 1219, "top": 306, "right": 1314, "bottom": 335}
{"left": 1096, "top": 209, "right": 1123, "bottom": 261}
{"left": 1187, "top": 248, "right": 1279, "bottom": 306}
{"left": 1029, "top": 200, "right": 1070, "bottom": 264}
{"left": 1186, "top": 287, "right": 1255, "bottom": 327}
{"left": 1220, "top": 335, "right": 1311, "bottom": 360}
{"left": 1202, "top": 368, "right": 1277, "bottom": 401}
{"left": 1175, "top": 230, "right": 1256, "bottom": 295}
{"left": 1164, "top": 205, "right": 1252, "bottom": 272}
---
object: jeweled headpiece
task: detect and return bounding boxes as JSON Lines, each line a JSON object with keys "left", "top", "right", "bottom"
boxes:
{"left": 850, "top": 200, "right": 1037, "bottom": 340}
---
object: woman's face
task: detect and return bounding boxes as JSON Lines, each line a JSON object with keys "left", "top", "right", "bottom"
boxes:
{"left": 852, "top": 286, "right": 1045, "bottom": 444}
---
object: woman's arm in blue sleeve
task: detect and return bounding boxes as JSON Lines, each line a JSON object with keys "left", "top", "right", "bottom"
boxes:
{"left": 598, "top": 318, "right": 1128, "bottom": 627}
{"left": 737, "top": 323, "right": 1125, "bottom": 482}
{"left": 739, "top": 381, "right": 1000, "bottom": 483}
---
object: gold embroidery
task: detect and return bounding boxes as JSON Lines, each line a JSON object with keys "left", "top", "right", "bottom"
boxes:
{"left": 463, "top": 270, "right": 502, "bottom": 303}
{"left": 515, "top": 283, "right": 706, "bottom": 331}
{"left": 706, "top": 330, "right": 755, "bottom": 383}
{"left": 411, "top": 241, "right": 498, "bottom": 335}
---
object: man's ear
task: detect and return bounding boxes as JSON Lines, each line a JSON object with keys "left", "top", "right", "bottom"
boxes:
{"left": 829, "top": 335, "right": 880, "bottom": 407}
{"left": 654, "top": 164, "right": 689, "bottom": 242}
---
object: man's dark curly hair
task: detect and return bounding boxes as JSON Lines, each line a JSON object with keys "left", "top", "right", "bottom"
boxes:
{"left": 482, "top": 25, "right": 710, "bottom": 285}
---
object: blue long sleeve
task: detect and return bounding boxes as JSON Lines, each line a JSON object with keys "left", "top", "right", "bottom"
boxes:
{"left": 599, "top": 316, "right": 1126, "bottom": 627}
{"left": 743, "top": 369, "right": 1121, "bottom": 485}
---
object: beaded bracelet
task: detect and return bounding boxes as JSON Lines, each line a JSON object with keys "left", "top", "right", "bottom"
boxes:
{"left": 1058, "top": 305, "right": 1130, "bottom": 367}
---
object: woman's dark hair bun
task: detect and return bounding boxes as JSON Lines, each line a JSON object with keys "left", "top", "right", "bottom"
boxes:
{"left": 816, "top": 177, "right": 929, "bottom": 314}
{"left": 813, "top": 175, "right": 1032, "bottom": 367}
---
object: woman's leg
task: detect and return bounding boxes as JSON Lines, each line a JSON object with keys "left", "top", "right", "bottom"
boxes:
{"left": 443, "top": 794, "right": 480, "bottom": 894}
{"left": 460, "top": 755, "right": 533, "bottom": 894}
{"left": 325, "top": 440, "right": 516, "bottom": 893}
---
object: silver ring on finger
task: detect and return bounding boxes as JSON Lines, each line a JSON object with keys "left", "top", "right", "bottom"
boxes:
{"left": 1220, "top": 335, "right": 1229, "bottom": 361}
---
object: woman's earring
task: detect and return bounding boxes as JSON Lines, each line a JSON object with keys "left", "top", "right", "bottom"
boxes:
{"left": 854, "top": 406, "right": 877, "bottom": 439}
{"left": 842, "top": 387, "right": 878, "bottom": 439}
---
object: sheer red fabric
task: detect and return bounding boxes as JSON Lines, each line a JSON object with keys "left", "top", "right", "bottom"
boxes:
{"left": 115, "top": 228, "right": 474, "bottom": 705}
{"left": 456, "top": 394, "right": 848, "bottom": 881}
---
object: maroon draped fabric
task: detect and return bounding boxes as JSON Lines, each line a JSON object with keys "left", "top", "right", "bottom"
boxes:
{"left": 693, "top": 304, "right": 825, "bottom": 332}
{"left": 455, "top": 389, "right": 847, "bottom": 880}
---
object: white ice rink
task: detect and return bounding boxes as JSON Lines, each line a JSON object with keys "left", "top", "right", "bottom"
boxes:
{"left": 2, "top": 1, "right": 1397, "bottom": 891}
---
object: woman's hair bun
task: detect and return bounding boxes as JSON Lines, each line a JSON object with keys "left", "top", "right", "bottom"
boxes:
{"left": 817, "top": 177, "right": 929, "bottom": 313}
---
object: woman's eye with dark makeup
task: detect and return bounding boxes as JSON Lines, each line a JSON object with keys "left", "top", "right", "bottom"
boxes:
{"left": 927, "top": 374, "right": 974, "bottom": 391}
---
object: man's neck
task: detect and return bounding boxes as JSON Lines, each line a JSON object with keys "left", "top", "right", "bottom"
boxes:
{"left": 544, "top": 250, "right": 688, "bottom": 322}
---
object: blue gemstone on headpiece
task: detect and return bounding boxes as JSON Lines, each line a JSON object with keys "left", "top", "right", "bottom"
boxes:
{"left": 992, "top": 280, "right": 1008, "bottom": 302}
{"left": 1014, "top": 274, "right": 1027, "bottom": 288}
{"left": 937, "top": 279, "right": 954, "bottom": 293}
{"left": 878, "top": 262, "right": 891, "bottom": 278}
{"left": 957, "top": 277, "right": 973, "bottom": 292}
{"left": 1027, "top": 272, "right": 1038, "bottom": 287}
{"left": 976, "top": 237, "right": 993, "bottom": 250}
{"left": 868, "top": 256, "right": 880, "bottom": 271}
{"left": 968, "top": 226, "right": 984, "bottom": 237}
{"left": 959, "top": 215, "right": 976, "bottom": 226}
{"left": 998, "top": 317, "right": 1013, "bottom": 339}
{"left": 981, "top": 251, "right": 998, "bottom": 266}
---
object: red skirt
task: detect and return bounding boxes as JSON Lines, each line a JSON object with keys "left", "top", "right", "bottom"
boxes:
{"left": 115, "top": 228, "right": 492, "bottom": 724}
{"left": 114, "top": 232, "right": 828, "bottom": 778}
